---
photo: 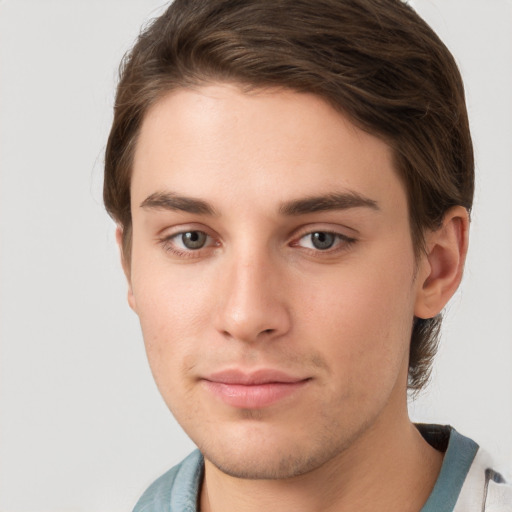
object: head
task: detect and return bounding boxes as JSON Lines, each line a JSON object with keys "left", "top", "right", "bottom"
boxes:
{"left": 104, "top": 0, "right": 473, "bottom": 478}
{"left": 105, "top": 0, "right": 474, "bottom": 393}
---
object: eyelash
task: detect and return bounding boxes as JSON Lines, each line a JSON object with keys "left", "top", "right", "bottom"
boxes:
{"left": 158, "top": 228, "right": 356, "bottom": 259}
{"left": 292, "top": 230, "right": 356, "bottom": 254}
{"left": 158, "top": 230, "right": 218, "bottom": 258}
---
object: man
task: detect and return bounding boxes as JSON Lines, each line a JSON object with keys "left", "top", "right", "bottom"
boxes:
{"left": 103, "top": 0, "right": 511, "bottom": 510}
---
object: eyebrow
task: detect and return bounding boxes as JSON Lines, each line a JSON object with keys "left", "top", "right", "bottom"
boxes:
{"left": 140, "top": 191, "right": 217, "bottom": 215}
{"left": 279, "top": 192, "right": 379, "bottom": 216}
{"left": 140, "top": 190, "right": 379, "bottom": 216}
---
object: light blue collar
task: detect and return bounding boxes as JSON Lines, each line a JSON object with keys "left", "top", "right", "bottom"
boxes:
{"left": 419, "top": 425, "right": 479, "bottom": 512}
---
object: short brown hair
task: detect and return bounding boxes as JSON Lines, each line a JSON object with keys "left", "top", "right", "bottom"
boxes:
{"left": 104, "top": 0, "right": 474, "bottom": 391}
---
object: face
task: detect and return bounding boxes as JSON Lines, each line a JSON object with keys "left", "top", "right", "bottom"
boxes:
{"left": 127, "top": 84, "right": 427, "bottom": 479}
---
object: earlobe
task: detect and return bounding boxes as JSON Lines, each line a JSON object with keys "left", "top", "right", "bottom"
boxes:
{"left": 127, "top": 287, "right": 137, "bottom": 312}
{"left": 115, "top": 226, "right": 137, "bottom": 313}
{"left": 414, "top": 206, "right": 470, "bottom": 319}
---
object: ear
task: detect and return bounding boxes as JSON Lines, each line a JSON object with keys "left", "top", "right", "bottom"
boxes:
{"left": 414, "top": 206, "right": 470, "bottom": 319}
{"left": 116, "top": 226, "right": 137, "bottom": 313}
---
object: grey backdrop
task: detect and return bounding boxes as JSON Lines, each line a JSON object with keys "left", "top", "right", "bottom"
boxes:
{"left": 1, "top": 1, "right": 511, "bottom": 510}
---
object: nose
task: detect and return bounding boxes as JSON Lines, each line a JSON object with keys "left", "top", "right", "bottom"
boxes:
{"left": 213, "top": 249, "right": 292, "bottom": 343}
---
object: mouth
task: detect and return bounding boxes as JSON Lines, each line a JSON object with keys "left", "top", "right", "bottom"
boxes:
{"left": 201, "top": 369, "right": 311, "bottom": 409}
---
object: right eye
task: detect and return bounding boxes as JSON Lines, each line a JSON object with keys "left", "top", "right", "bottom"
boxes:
{"left": 159, "top": 229, "right": 218, "bottom": 257}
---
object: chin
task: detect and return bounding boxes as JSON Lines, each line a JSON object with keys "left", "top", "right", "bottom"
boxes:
{"left": 196, "top": 421, "right": 350, "bottom": 480}
{"left": 205, "top": 447, "right": 334, "bottom": 480}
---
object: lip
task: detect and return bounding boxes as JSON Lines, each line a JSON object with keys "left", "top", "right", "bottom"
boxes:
{"left": 201, "top": 369, "right": 310, "bottom": 409}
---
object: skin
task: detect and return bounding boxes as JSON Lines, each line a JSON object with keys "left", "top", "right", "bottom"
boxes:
{"left": 122, "top": 84, "right": 469, "bottom": 512}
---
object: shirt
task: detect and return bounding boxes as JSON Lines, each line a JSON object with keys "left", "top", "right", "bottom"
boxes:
{"left": 133, "top": 425, "right": 511, "bottom": 512}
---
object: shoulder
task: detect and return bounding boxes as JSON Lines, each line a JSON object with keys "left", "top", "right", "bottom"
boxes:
{"left": 455, "top": 443, "right": 512, "bottom": 512}
{"left": 417, "top": 425, "right": 512, "bottom": 511}
{"left": 133, "top": 450, "right": 204, "bottom": 512}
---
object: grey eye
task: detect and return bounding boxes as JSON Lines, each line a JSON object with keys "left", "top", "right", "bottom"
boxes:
{"left": 181, "top": 231, "right": 207, "bottom": 249}
{"left": 310, "top": 232, "right": 335, "bottom": 250}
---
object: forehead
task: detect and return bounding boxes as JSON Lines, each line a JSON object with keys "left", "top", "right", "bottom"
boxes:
{"left": 131, "top": 84, "right": 405, "bottom": 213}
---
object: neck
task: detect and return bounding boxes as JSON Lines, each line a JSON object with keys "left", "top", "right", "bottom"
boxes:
{"left": 200, "top": 408, "right": 443, "bottom": 512}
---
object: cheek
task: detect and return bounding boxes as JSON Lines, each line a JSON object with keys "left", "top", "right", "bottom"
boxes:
{"left": 131, "top": 265, "right": 213, "bottom": 387}
{"left": 300, "top": 258, "right": 416, "bottom": 393}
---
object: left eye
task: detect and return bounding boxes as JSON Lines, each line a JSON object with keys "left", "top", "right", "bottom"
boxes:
{"left": 297, "top": 231, "right": 345, "bottom": 251}
{"left": 174, "top": 231, "right": 209, "bottom": 250}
